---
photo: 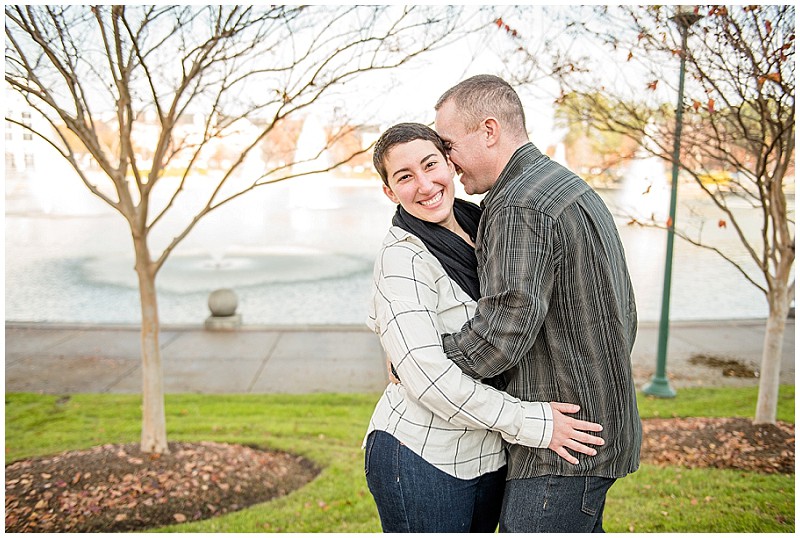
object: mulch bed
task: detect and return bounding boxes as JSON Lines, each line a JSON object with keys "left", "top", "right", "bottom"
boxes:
{"left": 5, "top": 441, "right": 319, "bottom": 533}
{"left": 640, "top": 417, "right": 794, "bottom": 474}
{"left": 5, "top": 417, "right": 795, "bottom": 533}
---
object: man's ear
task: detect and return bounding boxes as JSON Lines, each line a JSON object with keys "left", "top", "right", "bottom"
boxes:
{"left": 446, "top": 155, "right": 456, "bottom": 176}
{"left": 484, "top": 117, "right": 500, "bottom": 147}
{"left": 382, "top": 183, "right": 400, "bottom": 204}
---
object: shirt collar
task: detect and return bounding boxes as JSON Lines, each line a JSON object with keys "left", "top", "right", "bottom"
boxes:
{"left": 482, "top": 142, "right": 544, "bottom": 208}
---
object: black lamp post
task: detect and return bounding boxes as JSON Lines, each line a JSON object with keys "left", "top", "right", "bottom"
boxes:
{"left": 643, "top": 6, "right": 703, "bottom": 398}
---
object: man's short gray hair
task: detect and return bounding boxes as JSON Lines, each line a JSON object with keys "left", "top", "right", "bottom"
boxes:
{"left": 435, "top": 74, "right": 527, "bottom": 137}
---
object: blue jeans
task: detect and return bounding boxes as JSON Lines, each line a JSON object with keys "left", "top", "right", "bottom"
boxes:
{"left": 499, "top": 475, "right": 617, "bottom": 533}
{"left": 365, "top": 430, "right": 506, "bottom": 533}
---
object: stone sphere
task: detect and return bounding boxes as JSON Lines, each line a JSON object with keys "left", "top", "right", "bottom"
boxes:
{"left": 208, "top": 288, "right": 238, "bottom": 317}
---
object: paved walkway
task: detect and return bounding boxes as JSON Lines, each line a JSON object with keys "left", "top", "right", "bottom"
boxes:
{"left": 5, "top": 319, "right": 795, "bottom": 394}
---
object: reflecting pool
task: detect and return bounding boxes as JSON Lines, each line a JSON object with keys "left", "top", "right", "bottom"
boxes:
{"left": 5, "top": 167, "right": 789, "bottom": 326}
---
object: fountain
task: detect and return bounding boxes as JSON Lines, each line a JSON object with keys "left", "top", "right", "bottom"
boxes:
{"left": 6, "top": 122, "right": 775, "bottom": 325}
{"left": 552, "top": 142, "right": 568, "bottom": 167}
{"left": 617, "top": 151, "right": 670, "bottom": 224}
{"left": 290, "top": 114, "right": 340, "bottom": 211}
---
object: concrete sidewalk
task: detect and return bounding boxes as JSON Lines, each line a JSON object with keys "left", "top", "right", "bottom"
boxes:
{"left": 5, "top": 319, "right": 795, "bottom": 395}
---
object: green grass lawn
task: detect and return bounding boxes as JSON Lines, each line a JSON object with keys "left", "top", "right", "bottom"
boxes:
{"left": 5, "top": 386, "right": 795, "bottom": 533}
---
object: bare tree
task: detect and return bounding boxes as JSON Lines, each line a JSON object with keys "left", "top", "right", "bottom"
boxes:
{"left": 5, "top": 4, "right": 485, "bottom": 453}
{"left": 495, "top": 5, "right": 795, "bottom": 423}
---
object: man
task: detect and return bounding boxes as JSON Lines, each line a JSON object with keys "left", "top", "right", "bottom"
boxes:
{"left": 435, "top": 74, "right": 641, "bottom": 533}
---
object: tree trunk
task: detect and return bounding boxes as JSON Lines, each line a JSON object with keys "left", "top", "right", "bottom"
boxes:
{"left": 133, "top": 238, "right": 169, "bottom": 454}
{"left": 754, "top": 283, "right": 791, "bottom": 425}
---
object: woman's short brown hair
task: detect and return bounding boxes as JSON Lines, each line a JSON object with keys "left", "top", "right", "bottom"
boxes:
{"left": 372, "top": 123, "right": 448, "bottom": 185}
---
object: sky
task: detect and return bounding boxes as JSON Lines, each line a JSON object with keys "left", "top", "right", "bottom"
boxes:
{"left": 335, "top": 5, "right": 563, "bottom": 149}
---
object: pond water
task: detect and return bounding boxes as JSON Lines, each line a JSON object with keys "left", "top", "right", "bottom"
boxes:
{"left": 5, "top": 164, "right": 789, "bottom": 326}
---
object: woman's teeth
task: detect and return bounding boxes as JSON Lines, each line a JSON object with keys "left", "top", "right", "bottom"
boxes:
{"left": 420, "top": 191, "right": 443, "bottom": 207}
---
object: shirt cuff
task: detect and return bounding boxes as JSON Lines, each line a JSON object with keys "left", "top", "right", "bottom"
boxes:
{"left": 441, "top": 332, "right": 459, "bottom": 360}
{"left": 501, "top": 401, "right": 553, "bottom": 449}
{"left": 441, "top": 332, "right": 482, "bottom": 379}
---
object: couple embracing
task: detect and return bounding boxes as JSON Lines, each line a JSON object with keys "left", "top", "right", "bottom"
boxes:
{"left": 363, "top": 75, "right": 642, "bottom": 533}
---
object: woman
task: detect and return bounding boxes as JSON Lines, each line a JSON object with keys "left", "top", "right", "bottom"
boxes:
{"left": 364, "top": 123, "right": 604, "bottom": 533}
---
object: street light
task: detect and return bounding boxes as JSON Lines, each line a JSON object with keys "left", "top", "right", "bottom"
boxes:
{"left": 643, "top": 6, "right": 703, "bottom": 398}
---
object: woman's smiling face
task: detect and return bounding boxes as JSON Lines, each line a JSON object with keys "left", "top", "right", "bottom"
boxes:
{"left": 381, "top": 138, "right": 458, "bottom": 231}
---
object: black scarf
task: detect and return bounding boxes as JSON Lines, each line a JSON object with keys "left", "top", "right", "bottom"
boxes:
{"left": 392, "top": 198, "right": 506, "bottom": 389}
{"left": 392, "top": 198, "right": 482, "bottom": 301}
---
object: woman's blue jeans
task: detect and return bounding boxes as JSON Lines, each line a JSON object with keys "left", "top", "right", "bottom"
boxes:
{"left": 365, "top": 430, "right": 506, "bottom": 533}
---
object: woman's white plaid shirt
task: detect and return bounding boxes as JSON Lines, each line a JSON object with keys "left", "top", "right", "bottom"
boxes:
{"left": 364, "top": 226, "right": 554, "bottom": 480}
